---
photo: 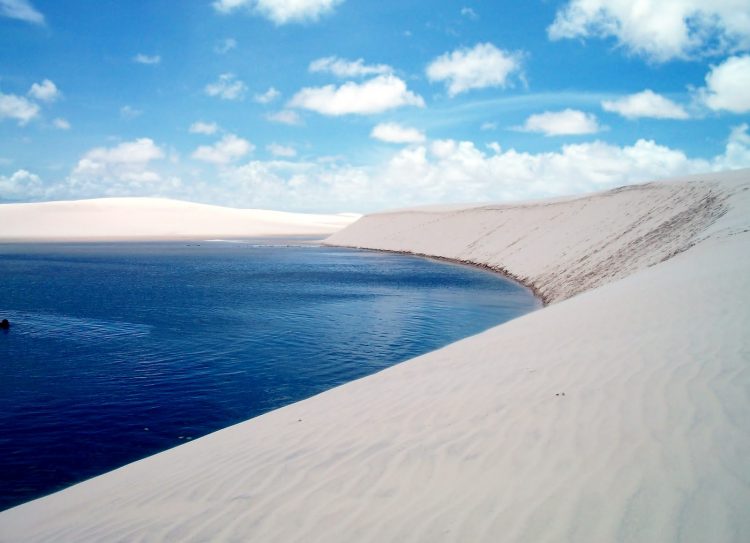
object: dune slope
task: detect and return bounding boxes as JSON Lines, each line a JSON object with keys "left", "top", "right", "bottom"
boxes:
{"left": 327, "top": 170, "right": 747, "bottom": 303}
{"left": 0, "top": 198, "right": 358, "bottom": 241}
{"left": 1, "top": 170, "right": 749, "bottom": 542}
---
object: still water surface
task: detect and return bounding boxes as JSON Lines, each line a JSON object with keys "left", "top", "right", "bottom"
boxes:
{"left": 0, "top": 241, "right": 539, "bottom": 510}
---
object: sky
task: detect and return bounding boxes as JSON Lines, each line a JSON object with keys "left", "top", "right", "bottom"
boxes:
{"left": 1, "top": 0, "right": 749, "bottom": 212}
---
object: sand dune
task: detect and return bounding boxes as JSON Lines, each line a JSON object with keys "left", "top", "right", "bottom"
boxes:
{"left": 0, "top": 198, "right": 359, "bottom": 241}
{"left": 328, "top": 169, "right": 748, "bottom": 304}
{"left": 1, "top": 170, "right": 749, "bottom": 542}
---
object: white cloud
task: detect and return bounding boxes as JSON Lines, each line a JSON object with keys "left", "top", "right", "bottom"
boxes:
{"left": 481, "top": 122, "right": 497, "bottom": 131}
{"left": 254, "top": 87, "right": 280, "bottom": 104}
{"left": 0, "top": 92, "right": 40, "bottom": 125}
{"left": 548, "top": 0, "right": 750, "bottom": 62}
{"left": 371, "top": 122, "right": 426, "bottom": 144}
{"left": 71, "top": 138, "right": 166, "bottom": 186}
{"left": 211, "top": 158, "right": 372, "bottom": 210}
{"left": 52, "top": 117, "right": 71, "bottom": 130}
{"left": 372, "top": 125, "right": 750, "bottom": 205}
{"left": 212, "top": 0, "right": 344, "bottom": 24}
{"left": 0, "top": 169, "right": 43, "bottom": 199}
{"left": 0, "top": 0, "right": 44, "bottom": 25}
{"left": 519, "top": 109, "right": 601, "bottom": 136}
{"left": 214, "top": 38, "right": 238, "bottom": 54}
{"left": 486, "top": 142, "right": 502, "bottom": 153}
{"left": 191, "top": 134, "right": 254, "bottom": 164}
{"left": 202, "top": 125, "right": 750, "bottom": 211}
{"left": 289, "top": 74, "right": 424, "bottom": 116}
{"left": 697, "top": 55, "right": 750, "bottom": 113}
{"left": 28, "top": 79, "right": 60, "bottom": 102}
{"left": 120, "top": 105, "right": 142, "bottom": 119}
{"left": 133, "top": 53, "right": 161, "bottom": 65}
{"left": 602, "top": 90, "right": 689, "bottom": 119}
{"left": 426, "top": 43, "right": 523, "bottom": 96}
{"left": 189, "top": 121, "right": 220, "bottom": 135}
{"left": 460, "top": 7, "right": 478, "bottom": 20}
{"left": 718, "top": 123, "right": 750, "bottom": 170}
{"left": 267, "top": 143, "right": 297, "bottom": 157}
{"left": 309, "top": 56, "right": 392, "bottom": 78}
{"left": 16, "top": 127, "right": 749, "bottom": 211}
{"left": 266, "top": 109, "right": 303, "bottom": 125}
{"left": 205, "top": 73, "right": 247, "bottom": 100}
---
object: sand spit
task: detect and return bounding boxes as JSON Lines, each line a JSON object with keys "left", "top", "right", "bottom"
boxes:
{"left": 0, "top": 198, "right": 358, "bottom": 241}
{"left": 1, "top": 170, "right": 749, "bottom": 542}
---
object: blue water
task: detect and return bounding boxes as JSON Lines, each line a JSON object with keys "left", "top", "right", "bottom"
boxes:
{"left": 0, "top": 241, "right": 539, "bottom": 511}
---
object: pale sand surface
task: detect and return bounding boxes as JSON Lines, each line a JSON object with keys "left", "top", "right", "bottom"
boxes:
{"left": 1, "top": 170, "right": 749, "bottom": 542}
{"left": 0, "top": 197, "right": 359, "bottom": 241}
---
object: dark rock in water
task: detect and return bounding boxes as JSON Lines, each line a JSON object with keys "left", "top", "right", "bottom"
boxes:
{"left": 0, "top": 319, "right": 9, "bottom": 330}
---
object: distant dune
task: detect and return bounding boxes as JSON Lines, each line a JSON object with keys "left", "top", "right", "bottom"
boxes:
{"left": 0, "top": 197, "right": 359, "bottom": 241}
{"left": 1, "top": 169, "right": 749, "bottom": 542}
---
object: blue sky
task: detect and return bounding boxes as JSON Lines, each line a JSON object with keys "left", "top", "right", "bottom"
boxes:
{"left": 1, "top": 0, "right": 749, "bottom": 211}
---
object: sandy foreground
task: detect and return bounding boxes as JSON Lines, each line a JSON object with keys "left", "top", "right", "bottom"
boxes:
{"left": 0, "top": 197, "right": 359, "bottom": 241}
{"left": 1, "top": 170, "right": 749, "bottom": 542}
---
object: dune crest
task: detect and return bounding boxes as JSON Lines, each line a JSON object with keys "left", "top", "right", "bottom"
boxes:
{"left": 1, "top": 170, "right": 749, "bottom": 542}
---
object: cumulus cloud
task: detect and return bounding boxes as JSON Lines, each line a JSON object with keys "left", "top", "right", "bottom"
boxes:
{"left": 0, "top": 0, "right": 44, "bottom": 25}
{"left": 548, "top": 0, "right": 750, "bottom": 62}
{"left": 205, "top": 73, "right": 247, "bottom": 100}
{"left": 200, "top": 124, "right": 750, "bottom": 211}
{"left": 719, "top": 123, "right": 750, "bottom": 169}
{"left": 214, "top": 38, "right": 238, "bottom": 54}
{"left": 189, "top": 121, "right": 220, "bottom": 135}
{"left": 209, "top": 158, "right": 373, "bottom": 210}
{"left": 191, "top": 134, "right": 254, "bottom": 164}
{"left": 266, "top": 110, "right": 303, "bottom": 125}
{"left": 254, "top": 87, "right": 280, "bottom": 104}
{"left": 0, "top": 92, "right": 40, "bottom": 125}
{"left": 0, "top": 169, "right": 43, "bottom": 199}
{"left": 697, "top": 55, "right": 750, "bottom": 113}
{"left": 28, "top": 79, "right": 60, "bottom": 102}
{"left": 426, "top": 43, "right": 523, "bottom": 96}
{"left": 370, "top": 122, "right": 426, "bottom": 144}
{"left": 372, "top": 124, "right": 750, "bottom": 205}
{"left": 53, "top": 117, "right": 71, "bottom": 130}
{"left": 602, "top": 90, "right": 689, "bottom": 119}
{"left": 212, "top": 0, "right": 344, "bottom": 24}
{"left": 518, "top": 109, "right": 601, "bottom": 136}
{"left": 71, "top": 138, "right": 166, "bottom": 187}
{"left": 133, "top": 53, "right": 161, "bottom": 65}
{"left": 13, "top": 127, "right": 749, "bottom": 210}
{"left": 309, "top": 56, "right": 392, "bottom": 78}
{"left": 267, "top": 143, "right": 297, "bottom": 157}
{"left": 289, "top": 74, "right": 424, "bottom": 116}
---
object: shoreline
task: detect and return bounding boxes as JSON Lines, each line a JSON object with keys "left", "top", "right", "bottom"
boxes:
{"left": 0, "top": 235, "right": 332, "bottom": 245}
{"left": 327, "top": 244, "right": 551, "bottom": 306}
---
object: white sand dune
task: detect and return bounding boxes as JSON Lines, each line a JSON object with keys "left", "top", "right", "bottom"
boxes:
{"left": 0, "top": 197, "right": 359, "bottom": 241}
{"left": 1, "top": 170, "right": 749, "bottom": 542}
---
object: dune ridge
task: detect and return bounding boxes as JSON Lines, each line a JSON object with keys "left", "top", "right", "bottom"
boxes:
{"left": 1, "top": 170, "right": 749, "bottom": 542}
{"left": 0, "top": 197, "right": 358, "bottom": 241}
{"left": 327, "top": 170, "right": 746, "bottom": 304}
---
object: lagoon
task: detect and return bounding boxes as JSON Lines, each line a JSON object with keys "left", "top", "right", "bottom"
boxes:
{"left": 0, "top": 240, "right": 538, "bottom": 510}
